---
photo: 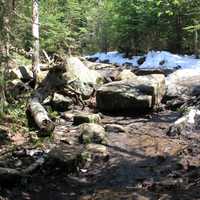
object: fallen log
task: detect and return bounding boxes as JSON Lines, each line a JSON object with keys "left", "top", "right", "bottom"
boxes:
{"left": 28, "top": 86, "right": 55, "bottom": 135}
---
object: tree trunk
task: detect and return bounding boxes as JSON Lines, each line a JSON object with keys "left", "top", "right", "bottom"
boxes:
{"left": 175, "top": 14, "right": 182, "bottom": 53}
{"left": 0, "top": 0, "right": 12, "bottom": 115}
{"left": 194, "top": 20, "right": 199, "bottom": 58}
{"left": 28, "top": 86, "right": 55, "bottom": 134}
{"left": 32, "top": 0, "right": 40, "bottom": 86}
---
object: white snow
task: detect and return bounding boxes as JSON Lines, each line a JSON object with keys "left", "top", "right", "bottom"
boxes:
{"left": 175, "top": 107, "right": 200, "bottom": 125}
{"left": 87, "top": 50, "right": 200, "bottom": 70}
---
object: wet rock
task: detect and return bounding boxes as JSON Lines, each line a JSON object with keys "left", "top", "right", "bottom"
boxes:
{"left": 80, "top": 123, "right": 106, "bottom": 144}
{"left": 81, "top": 144, "right": 109, "bottom": 163}
{"left": 51, "top": 93, "right": 73, "bottom": 111}
{"left": 105, "top": 124, "right": 126, "bottom": 133}
{"left": 96, "top": 74, "right": 165, "bottom": 112}
{"left": 73, "top": 112, "right": 101, "bottom": 125}
{"left": 116, "top": 69, "right": 137, "bottom": 81}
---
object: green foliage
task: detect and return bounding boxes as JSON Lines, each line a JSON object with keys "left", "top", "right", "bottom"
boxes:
{"left": 1, "top": 0, "right": 200, "bottom": 55}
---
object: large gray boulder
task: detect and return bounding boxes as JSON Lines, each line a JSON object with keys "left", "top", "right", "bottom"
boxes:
{"left": 96, "top": 74, "right": 165, "bottom": 112}
{"left": 63, "top": 57, "right": 104, "bottom": 98}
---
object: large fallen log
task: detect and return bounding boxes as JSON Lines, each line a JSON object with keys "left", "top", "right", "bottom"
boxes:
{"left": 28, "top": 86, "right": 55, "bottom": 134}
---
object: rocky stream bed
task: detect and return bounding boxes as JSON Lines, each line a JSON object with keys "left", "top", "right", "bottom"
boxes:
{"left": 1, "top": 109, "right": 200, "bottom": 200}
{"left": 1, "top": 54, "right": 200, "bottom": 200}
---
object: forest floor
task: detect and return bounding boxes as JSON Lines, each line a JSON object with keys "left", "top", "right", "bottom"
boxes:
{"left": 1, "top": 107, "right": 200, "bottom": 200}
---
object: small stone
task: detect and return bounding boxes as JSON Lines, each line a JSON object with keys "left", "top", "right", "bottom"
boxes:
{"left": 73, "top": 112, "right": 101, "bottom": 125}
{"left": 80, "top": 123, "right": 106, "bottom": 144}
{"left": 105, "top": 124, "right": 126, "bottom": 133}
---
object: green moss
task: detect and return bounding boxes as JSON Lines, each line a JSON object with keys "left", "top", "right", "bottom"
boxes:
{"left": 11, "top": 52, "right": 31, "bottom": 66}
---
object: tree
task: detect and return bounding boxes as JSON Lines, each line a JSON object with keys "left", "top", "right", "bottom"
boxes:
{"left": 32, "top": 0, "right": 40, "bottom": 86}
{"left": 0, "top": 0, "right": 13, "bottom": 115}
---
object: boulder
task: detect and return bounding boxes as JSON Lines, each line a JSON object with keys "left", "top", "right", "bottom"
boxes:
{"left": 73, "top": 112, "right": 101, "bottom": 125}
{"left": 47, "top": 145, "right": 82, "bottom": 172}
{"left": 80, "top": 123, "right": 106, "bottom": 144}
{"left": 65, "top": 56, "right": 103, "bottom": 85}
{"left": 64, "top": 57, "right": 104, "bottom": 98}
{"left": 96, "top": 74, "right": 165, "bottom": 112}
{"left": 51, "top": 93, "right": 73, "bottom": 112}
{"left": 116, "top": 69, "right": 137, "bottom": 81}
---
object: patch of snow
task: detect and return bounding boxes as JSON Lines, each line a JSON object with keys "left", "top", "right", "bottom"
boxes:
{"left": 166, "top": 68, "right": 200, "bottom": 82}
{"left": 87, "top": 51, "right": 139, "bottom": 66}
{"left": 86, "top": 50, "right": 200, "bottom": 70}
{"left": 175, "top": 108, "right": 200, "bottom": 125}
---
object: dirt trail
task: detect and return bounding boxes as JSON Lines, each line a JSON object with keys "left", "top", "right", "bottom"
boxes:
{"left": 1, "top": 110, "right": 200, "bottom": 200}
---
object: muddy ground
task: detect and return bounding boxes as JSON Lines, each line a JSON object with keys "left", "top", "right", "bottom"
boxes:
{"left": 1, "top": 109, "right": 200, "bottom": 200}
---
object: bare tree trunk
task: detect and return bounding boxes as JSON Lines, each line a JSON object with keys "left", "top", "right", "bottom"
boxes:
{"left": 0, "top": 0, "right": 12, "bottom": 115}
{"left": 194, "top": 20, "right": 199, "bottom": 58}
{"left": 32, "top": 0, "right": 40, "bottom": 86}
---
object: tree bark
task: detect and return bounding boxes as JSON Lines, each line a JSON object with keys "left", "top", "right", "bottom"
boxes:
{"left": 194, "top": 20, "right": 199, "bottom": 58}
{"left": 28, "top": 86, "right": 55, "bottom": 134}
{"left": 0, "top": 0, "right": 12, "bottom": 115}
{"left": 32, "top": 0, "right": 40, "bottom": 86}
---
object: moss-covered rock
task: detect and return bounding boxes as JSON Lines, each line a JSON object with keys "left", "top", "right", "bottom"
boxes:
{"left": 80, "top": 123, "right": 106, "bottom": 144}
{"left": 73, "top": 112, "right": 101, "bottom": 125}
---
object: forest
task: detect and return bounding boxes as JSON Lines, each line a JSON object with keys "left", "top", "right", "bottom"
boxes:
{"left": 1, "top": 0, "right": 200, "bottom": 199}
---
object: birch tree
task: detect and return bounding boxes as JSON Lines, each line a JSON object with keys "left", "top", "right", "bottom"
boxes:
{"left": 32, "top": 0, "right": 40, "bottom": 86}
